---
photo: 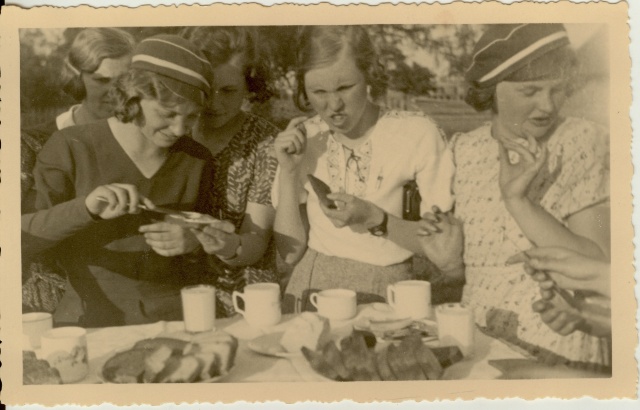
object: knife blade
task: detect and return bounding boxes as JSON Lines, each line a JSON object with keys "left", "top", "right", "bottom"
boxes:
{"left": 96, "top": 196, "right": 184, "bottom": 217}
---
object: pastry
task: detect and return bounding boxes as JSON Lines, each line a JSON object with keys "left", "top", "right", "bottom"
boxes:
{"left": 301, "top": 331, "right": 463, "bottom": 381}
{"left": 23, "top": 351, "right": 63, "bottom": 385}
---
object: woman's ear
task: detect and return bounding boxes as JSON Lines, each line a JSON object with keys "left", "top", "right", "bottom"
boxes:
{"left": 62, "top": 73, "right": 87, "bottom": 102}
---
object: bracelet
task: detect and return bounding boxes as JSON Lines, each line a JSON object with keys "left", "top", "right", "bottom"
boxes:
{"left": 218, "top": 236, "right": 242, "bottom": 262}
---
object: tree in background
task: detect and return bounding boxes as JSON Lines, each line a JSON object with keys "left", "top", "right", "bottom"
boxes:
{"left": 20, "top": 25, "right": 485, "bottom": 128}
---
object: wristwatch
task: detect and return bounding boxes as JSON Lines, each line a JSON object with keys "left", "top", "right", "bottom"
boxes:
{"left": 368, "top": 211, "right": 388, "bottom": 237}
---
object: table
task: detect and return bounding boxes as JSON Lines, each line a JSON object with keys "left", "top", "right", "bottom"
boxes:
{"left": 80, "top": 305, "right": 527, "bottom": 384}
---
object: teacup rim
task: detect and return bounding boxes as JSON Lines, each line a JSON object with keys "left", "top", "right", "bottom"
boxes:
{"left": 22, "top": 312, "right": 53, "bottom": 322}
{"left": 392, "top": 279, "right": 431, "bottom": 287}
{"left": 43, "top": 326, "right": 87, "bottom": 339}
{"left": 318, "top": 288, "right": 356, "bottom": 297}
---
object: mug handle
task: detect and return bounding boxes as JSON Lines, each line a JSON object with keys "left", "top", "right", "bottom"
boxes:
{"left": 232, "top": 291, "right": 246, "bottom": 316}
{"left": 386, "top": 285, "right": 396, "bottom": 307}
{"left": 309, "top": 293, "right": 319, "bottom": 309}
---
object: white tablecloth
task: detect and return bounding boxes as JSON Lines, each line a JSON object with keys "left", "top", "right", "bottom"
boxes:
{"left": 81, "top": 304, "right": 527, "bottom": 383}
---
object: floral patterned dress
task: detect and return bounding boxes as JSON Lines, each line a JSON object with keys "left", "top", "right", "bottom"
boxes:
{"left": 207, "top": 113, "right": 281, "bottom": 317}
{"left": 452, "top": 118, "right": 610, "bottom": 369}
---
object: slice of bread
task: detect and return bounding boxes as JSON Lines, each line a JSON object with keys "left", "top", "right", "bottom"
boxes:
{"left": 195, "top": 352, "right": 219, "bottom": 380}
{"left": 143, "top": 344, "right": 174, "bottom": 383}
{"left": 155, "top": 355, "right": 203, "bottom": 383}
{"left": 133, "top": 337, "right": 191, "bottom": 353}
{"left": 102, "top": 349, "right": 147, "bottom": 383}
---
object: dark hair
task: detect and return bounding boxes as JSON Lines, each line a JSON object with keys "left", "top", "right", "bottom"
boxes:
{"left": 180, "top": 26, "right": 273, "bottom": 103}
{"left": 111, "top": 68, "right": 194, "bottom": 125}
{"left": 465, "top": 45, "right": 578, "bottom": 112}
{"left": 294, "top": 25, "right": 388, "bottom": 111}
{"left": 61, "top": 28, "right": 136, "bottom": 101}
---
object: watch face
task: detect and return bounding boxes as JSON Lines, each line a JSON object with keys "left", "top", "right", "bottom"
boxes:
{"left": 371, "top": 227, "right": 386, "bottom": 237}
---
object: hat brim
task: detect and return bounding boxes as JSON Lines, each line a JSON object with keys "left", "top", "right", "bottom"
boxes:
{"left": 157, "top": 74, "right": 206, "bottom": 106}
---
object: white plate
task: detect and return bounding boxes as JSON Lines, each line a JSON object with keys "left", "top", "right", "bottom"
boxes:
{"left": 353, "top": 316, "right": 438, "bottom": 343}
{"left": 247, "top": 332, "right": 301, "bottom": 358}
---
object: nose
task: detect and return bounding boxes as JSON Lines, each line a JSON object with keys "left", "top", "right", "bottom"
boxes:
{"left": 536, "top": 89, "right": 557, "bottom": 113}
{"left": 169, "top": 116, "right": 189, "bottom": 137}
{"left": 327, "top": 92, "right": 344, "bottom": 111}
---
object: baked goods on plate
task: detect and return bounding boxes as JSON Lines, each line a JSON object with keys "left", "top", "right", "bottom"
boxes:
{"left": 23, "top": 350, "right": 63, "bottom": 385}
{"left": 353, "top": 303, "right": 438, "bottom": 342}
{"left": 101, "top": 334, "right": 238, "bottom": 383}
{"left": 167, "top": 212, "right": 216, "bottom": 227}
{"left": 301, "top": 331, "right": 463, "bottom": 381}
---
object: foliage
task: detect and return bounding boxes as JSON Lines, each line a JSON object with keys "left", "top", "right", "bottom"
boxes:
{"left": 19, "top": 25, "right": 483, "bottom": 127}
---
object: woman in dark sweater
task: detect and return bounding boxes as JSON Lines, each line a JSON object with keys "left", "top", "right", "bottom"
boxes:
{"left": 22, "top": 35, "right": 215, "bottom": 327}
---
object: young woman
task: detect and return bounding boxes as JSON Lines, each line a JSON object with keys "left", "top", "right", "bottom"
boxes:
{"left": 22, "top": 35, "right": 215, "bottom": 327}
{"left": 273, "top": 26, "right": 456, "bottom": 312}
{"left": 449, "top": 24, "right": 610, "bottom": 368}
{"left": 178, "top": 27, "right": 281, "bottom": 317}
{"left": 21, "top": 28, "right": 135, "bottom": 313}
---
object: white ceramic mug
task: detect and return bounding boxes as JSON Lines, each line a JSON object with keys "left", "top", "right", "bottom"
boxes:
{"left": 181, "top": 284, "right": 216, "bottom": 333}
{"left": 435, "top": 303, "right": 475, "bottom": 357}
{"left": 309, "top": 289, "right": 357, "bottom": 320}
{"left": 232, "top": 283, "right": 282, "bottom": 328}
{"left": 386, "top": 280, "right": 432, "bottom": 319}
{"left": 23, "top": 312, "right": 53, "bottom": 350}
{"left": 39, "top": 327, "right": 88, "bottom": 383}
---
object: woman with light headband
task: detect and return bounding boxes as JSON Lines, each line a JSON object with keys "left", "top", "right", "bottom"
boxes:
{"left": 447, "top": 23, "right": 610, "bottom": 369}
{"left": 22, "top": 35, "right": 215, "bottom": 327}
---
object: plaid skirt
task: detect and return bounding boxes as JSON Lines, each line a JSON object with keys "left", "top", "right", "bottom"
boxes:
{"left": 282, "top": 249, "right": 414, "bottom": 314}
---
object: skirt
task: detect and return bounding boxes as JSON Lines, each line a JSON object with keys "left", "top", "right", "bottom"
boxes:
{"left": 282, "top": 249, "right": 414, "bottom": 314}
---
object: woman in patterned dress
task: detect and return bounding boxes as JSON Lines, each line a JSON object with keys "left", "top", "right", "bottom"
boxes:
{"left": 179, "top": 27, "right": 281, "bottom": 317}
{"left": 449, "top": 24, "right": 610, "bottom": 369}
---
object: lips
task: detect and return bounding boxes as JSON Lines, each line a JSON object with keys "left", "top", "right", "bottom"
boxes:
{"left": 329, "top": 113, "right": 347, "bottom": 126}
{"left": 529, "top": 116, "right": 555, "bottom": 128}
{"left": 159, "top": 132, "right": 179, "bottom": 142}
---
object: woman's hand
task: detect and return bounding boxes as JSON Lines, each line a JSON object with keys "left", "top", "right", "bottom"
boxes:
{"left": 497, "top": 133, "right": 547, "bottom": 203}
{"left": 532, "top": 298, "right": 586, "bottom": 336}
{"left": 320, "top": 192, "right": 381, "bottom": 228}
{"left": 274, "top": 116, "right": 308, "bottom": 173}
{"left": 192, "top": 218, "right": 241, "bottom": 259}
{"left": 85, "top": 183, "right": 153, "bottom": 220}
{"left": 507, "top": 247, "right": 611, "bottom": 297}
{"left": 139, "top": 222, "right": 201, "bottom": 257}
{"left": 417, "top": 207, "right": 464, "bottom": 272}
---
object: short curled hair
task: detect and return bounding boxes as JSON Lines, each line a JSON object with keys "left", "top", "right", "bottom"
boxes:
{"left": 111, "top": 68, "right": 196, "bottom": 125}
{"left": 180, "top": 26, "right": 273, "bottom": 104}
{"left": 294, "top": 25, "right": 388, "bottom": 112}
{"left": 61, "top": 28, "right": 136, "bottom": 101}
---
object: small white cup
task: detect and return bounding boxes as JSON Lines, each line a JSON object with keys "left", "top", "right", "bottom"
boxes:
{"left": 232, "top": 283, "right": 282, "bottom": 329}
{"left": 435, "top": 303, "right": 475, "bottom": 357}
{"left": 309, "top": 289, "right": 357, "bottom": 321}
{"left": 181, "top": 284, "right": 216, "bottom": 333}
{"left": 40, "top": 327, "right": 88, "bottom": 383}
{"left": 387, "top": 280, "right": 432, "bottom": 319}
{"left": 23, "top": 312, "right": 53, "bottom": 350}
